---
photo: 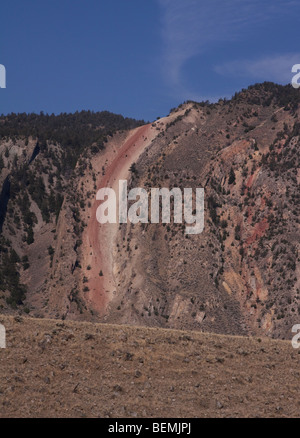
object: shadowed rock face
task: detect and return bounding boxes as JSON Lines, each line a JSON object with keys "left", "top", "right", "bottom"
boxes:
{"left": 0, "top": 175, "right": 10, "bottom": 232}
{"left": 0, "top": 83, "right": 299, "bottom": 340}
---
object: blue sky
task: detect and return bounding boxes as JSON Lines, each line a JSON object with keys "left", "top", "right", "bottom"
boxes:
{"left": 1, "top": 0, "right": 300, "bottom": 121}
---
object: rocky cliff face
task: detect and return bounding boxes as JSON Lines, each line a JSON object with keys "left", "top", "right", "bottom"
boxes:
{"left": 0, "top": 111, "right": 143, "bottom": 320}
{"left": 0, "top": 83, "right": 299, "bottom": 339}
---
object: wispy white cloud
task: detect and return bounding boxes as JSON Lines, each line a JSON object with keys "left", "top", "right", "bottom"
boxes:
{"left": 157, "top": 0, "right": 299, "bottom": 101}
{"left": 214, "top": 54, "right": 300, "bottom": 84}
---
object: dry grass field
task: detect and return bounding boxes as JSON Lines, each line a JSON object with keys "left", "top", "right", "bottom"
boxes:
{"left": 0, "top": 315, "right": 299, "bottom": 418}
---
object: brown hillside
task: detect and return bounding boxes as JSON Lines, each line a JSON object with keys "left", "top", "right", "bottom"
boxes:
{"left": 0, "top": 315, "right": 299, "bottom": 418}
{"left": 0, "top": 84, "right": 299, "bottom": 341}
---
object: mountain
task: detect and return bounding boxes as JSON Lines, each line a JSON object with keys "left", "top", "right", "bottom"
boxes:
{"left": 0, "top": 111, "right": 144, "bottom": 315}
{"left": 0, "top": 82, "right": 299, "bottom": 340}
